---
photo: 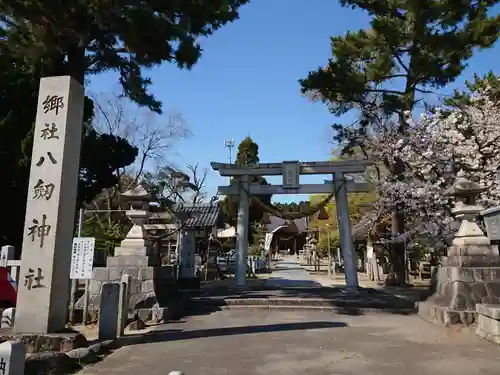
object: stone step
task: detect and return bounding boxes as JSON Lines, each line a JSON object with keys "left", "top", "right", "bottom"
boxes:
{"left": 192, "top": 296, "right": 409, "bottom": 307}
{"left": 218, "top": 304, "right": 416, "bottom": 314}
{"left": 225, "top": 298, "right": 341, "bottom": 306}
{"left": 187, "top": 295, "right": 416, "bottom": 315}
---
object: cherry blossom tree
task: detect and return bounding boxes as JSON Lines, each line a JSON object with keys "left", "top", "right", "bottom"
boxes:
{"left": 357, "top": 80, "right": 500, "bottom": 257}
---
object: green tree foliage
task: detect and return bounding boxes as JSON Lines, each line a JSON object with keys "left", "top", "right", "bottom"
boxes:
{"left": 0, "top": 54, "right": 138, "bottom": 249}
{"left": 79, "top": 126, "right": 138, "bottom": 205}
{"left": 309, "top": 192, "right": 376, "bottom": 233}
{"left": 0, "top": 0, "right": 249, "bottom": 112}
{"left": 82, "top": 218, "right": 130, "bottom": 258}
{"left": 273, "top": 201, "right": 311, "bottom": 213}
{"left": 447, "top": 71, "right": 500, "bottom": 107}
{"left": 300, "top": 0, "right": 500, "bottom": 285}
{"left": 221, "top": 137, "right": 272, "bottom": 243}
{"left": 300, "top": 0, "right": 500, "bottom": 127}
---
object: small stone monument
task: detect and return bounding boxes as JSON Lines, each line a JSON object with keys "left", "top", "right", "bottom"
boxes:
{"left": 0, "top": 341, "right": 26, "bottom": 375}
{"left": 177, "top": 229, "right": 198, "bottom": 289}
{"left": 98, "top": 282, "right": 120, "bottom": 341}
{"left": 76, "top": 185, "right": 177, "bottom": 323}
{"left": 418, "top": 171, "right": 500, "bottom": 326}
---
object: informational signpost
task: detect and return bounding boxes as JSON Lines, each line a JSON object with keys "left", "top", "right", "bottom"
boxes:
{"left": 70, "top": 237, "right": 96, "bottom": 280}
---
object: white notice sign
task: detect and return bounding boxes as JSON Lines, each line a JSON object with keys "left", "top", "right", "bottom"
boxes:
{"left": 70, "top": 237, "right": 95, "bottom": 279}
{"left": 264, "top": 233, "right": 274, "bottom": 250}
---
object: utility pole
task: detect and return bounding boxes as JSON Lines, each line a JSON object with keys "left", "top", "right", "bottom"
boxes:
{"left": 224, "top": 138, "right": 235, "bottom": 184}
{"left": 224, "top": 138, "right": 235, "bottom": 164}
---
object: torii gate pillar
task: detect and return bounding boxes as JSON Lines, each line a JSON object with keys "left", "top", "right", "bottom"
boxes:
{"left": 334, "top": 171, "right": 358, "bottom": 289}
{"left": 235, "top": 175, "right": 250, "bottom": 286}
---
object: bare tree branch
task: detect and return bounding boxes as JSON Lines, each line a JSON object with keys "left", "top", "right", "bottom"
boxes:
{"left": 90, "top": 91, "right": 191, "bottom": 188}
{"left": 186, "top": 163, "right": 209, "bottom": 204}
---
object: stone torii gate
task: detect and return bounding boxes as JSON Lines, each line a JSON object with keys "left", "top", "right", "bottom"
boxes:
{"left": 211, "top": 159, "right": 374, "bottom": 289}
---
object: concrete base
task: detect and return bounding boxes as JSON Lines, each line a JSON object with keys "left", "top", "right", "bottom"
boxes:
{"left": 418, "top": 245, "right": 500, "bottom": 326}
{"left": 178, "top": 277, "right": 200, "bottom": 290}
{"left": 476, "top": 303, "right": 500, "bottom": 344}
{"left": 0, "top": 330, "right": 88, "bottom": 353}
{"left": 75, "top": 254, "right": 178, "bottom": 323}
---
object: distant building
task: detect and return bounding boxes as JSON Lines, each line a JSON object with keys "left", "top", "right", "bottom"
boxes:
{"left": 148, "top": 203, "right": 223, "bottom": 258}
{"left": 264, "top": 216, "right": 309, "bottom": 254}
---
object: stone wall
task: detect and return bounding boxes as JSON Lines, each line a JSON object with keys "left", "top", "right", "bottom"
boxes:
{"left": 76, "top": 263, "right": 177, "bottom": 323}
{"left": 476, "top": 304, "right": 500, "bottom": 345}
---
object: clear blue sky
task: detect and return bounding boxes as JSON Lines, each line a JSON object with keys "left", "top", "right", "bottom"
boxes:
{"left": 88, "top": 0, "right": 500, "bottom": 203}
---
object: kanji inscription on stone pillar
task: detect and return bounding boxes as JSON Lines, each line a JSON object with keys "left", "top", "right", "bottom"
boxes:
{"left": 15, "top": 76, "right": 85, "bottom": 333}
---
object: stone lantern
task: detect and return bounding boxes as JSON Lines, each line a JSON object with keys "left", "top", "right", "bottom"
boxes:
{"left": 115, "top": 184, "right": 154, "bottom": 256}
{"left": 418, "top": 171, "right": 500, "bottom": 327}
{"left": 449, "top": 171, "right": 489, "bottom": 247}
{"left": 76, "top": 184, "right": 174, "bottom": 324}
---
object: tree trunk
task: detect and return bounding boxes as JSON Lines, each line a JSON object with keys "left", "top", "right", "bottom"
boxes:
{"left": 66, "top": 45, "right": 86, "bottom": 85}
{"left": 385, "top": 210, "right": 406, "bottom": 285}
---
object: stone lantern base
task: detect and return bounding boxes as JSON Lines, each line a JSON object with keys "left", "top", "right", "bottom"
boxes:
{"left": 418, "top": 244, "right": 500, "bottom": 326}
{"left": 75, "top": 250, "right": 180, "bottom": 324}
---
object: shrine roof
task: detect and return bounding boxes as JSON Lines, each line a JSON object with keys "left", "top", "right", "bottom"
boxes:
{"left": 265, "top": 216, "right": 308, "bottom": 233}
{"left": 149, "top": 202, "right": 222, "bottom": 228}
{"left": 176, "top": 203, "right": 221, "bottom": 228}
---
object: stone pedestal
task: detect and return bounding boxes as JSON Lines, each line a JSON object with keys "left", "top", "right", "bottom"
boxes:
{"left": 76, "top": 251, "right": 178, "bottom": 323}
{"left": 418, "top": 245, "right": 500, "bottom": 326}
{"left": 418, "top": 171, "right": 500, "bottom": 326}
{"left": 0, "top": 330, "right": 88, "bottom": 353}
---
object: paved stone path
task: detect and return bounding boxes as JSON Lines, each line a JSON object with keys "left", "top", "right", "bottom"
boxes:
{"left": 79, "top": 310, "right": 500, "bottom": 375}
{"left": 265, "top": 257, "right": 321, "bottom": 288}
{"left": 76, "top": 260, "right": 500, "bottom": 374}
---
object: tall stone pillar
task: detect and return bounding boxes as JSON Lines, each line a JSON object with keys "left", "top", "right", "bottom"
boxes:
{"left": 15, "top": 76, "right": 84, "bottom": 334}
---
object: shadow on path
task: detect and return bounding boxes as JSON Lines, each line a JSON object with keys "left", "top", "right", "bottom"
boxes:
{"left": 119, "top": 321, "right": 347, "bottom": 347}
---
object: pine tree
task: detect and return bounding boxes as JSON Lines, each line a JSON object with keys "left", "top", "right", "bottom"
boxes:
{"left": 300, "top": 0, "right": 500, "bottom": 285}
{"left": 236, "top": 136, "right": 260, "bottom": 166}
{"left": 0, "top": 0, "right": 249, "bottom": 112}
{"left": 221, "top": 137, "right": 272, "bottom": 243}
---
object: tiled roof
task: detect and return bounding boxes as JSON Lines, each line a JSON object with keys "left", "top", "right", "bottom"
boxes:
{"left": 148, "top": 203, "right": 221, "bottom": 228}
{"left": 175, "top": 203, "right": 221, "bottom": 229}
{"left": 265, "top": 216, "right": 308, "bottom": 233}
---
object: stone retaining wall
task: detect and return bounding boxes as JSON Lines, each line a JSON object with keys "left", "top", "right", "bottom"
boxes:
{"left": 75, "top": 264, "right": 178, "bottom": 322}
{"left": 476, "top": 303, "right": 500, "bottom": 345}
